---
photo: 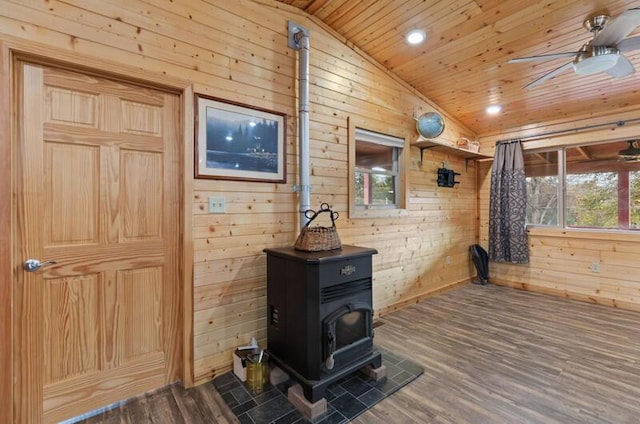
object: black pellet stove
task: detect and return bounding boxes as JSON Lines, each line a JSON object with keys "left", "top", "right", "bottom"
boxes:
{"left": 264, "top": 245, "right": 382, "bottom": 402}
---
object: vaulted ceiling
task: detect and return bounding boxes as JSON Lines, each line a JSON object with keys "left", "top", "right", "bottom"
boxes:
{"left": 275, "top": 0, "right": 640, "bottom": 136}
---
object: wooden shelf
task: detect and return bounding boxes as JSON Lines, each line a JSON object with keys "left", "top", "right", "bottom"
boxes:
{"left": 412, "top": 137, "right": 493, "bottom": 169}
{"left": 413, "top": 137, "right": 493, "bottom": 160}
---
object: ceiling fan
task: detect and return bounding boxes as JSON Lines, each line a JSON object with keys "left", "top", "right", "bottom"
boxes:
{"left": 619, "top": 140, "right": 640, "bottom": 162}
{"left": 509, "top": 8, "right": 640, "bottom": 89}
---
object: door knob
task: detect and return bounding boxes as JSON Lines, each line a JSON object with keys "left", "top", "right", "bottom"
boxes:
{"left": 23, "top": 258, "right": 58, "bottom": 272}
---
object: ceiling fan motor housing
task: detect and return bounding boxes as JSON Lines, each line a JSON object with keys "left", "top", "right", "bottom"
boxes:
{"left": 584, "top": 14, "right": 610, "bottom": 33}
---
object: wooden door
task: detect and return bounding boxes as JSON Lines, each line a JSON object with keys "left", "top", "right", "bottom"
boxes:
{"left": 13, "top": 62, "right": 182, "bottom": 423}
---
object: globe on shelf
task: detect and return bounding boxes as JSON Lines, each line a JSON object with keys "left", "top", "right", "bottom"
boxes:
{"left": 416, "top": 112, "right": 445, "bottom": 139}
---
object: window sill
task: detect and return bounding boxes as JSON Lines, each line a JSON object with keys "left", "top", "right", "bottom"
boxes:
{"left": 349, "top": 207, "right": 409, "bottom": 219}
{"left": 527, "top": 225, "right": 640, "bottom": 242}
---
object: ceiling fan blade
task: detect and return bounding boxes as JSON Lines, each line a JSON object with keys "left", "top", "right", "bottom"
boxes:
{"left": 617, "top": 35, "right": 640, "bottom": 52}
{"left": 605, "top": 55, "right": 635, "bottom": 78}
{"left": 524, "top": 62, "right": 574, "bottom": 90}
{"left": 508, "top": 52, "right": 579, "bottom": 63}
{"left": 594, "top": 8, "right": 640, "bottom": 46}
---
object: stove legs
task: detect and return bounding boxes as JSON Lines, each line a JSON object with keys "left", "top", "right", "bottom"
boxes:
{"left": 286, "top": 352, "right": 383, "bottom": 420}
{"left": 360, "top": 363, "right": 387, "bottom": 381}
{"left": 288, "top": 384, "right": 328, "bottom": 420}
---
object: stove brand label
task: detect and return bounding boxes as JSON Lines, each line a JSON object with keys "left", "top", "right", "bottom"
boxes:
{"left": 340, "top": 265, "right": 356, "bottom": 276}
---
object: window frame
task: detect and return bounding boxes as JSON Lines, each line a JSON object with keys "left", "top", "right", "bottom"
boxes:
{"left": 524, "top": 140, "right": 640, "bottom": 233}
{"left": 348, "top": 117, "right": 409, "bottom": 218}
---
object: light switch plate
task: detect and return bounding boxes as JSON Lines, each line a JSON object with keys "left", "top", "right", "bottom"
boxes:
{"left": 208, "top": 196, "right": 226, "bottom": 213}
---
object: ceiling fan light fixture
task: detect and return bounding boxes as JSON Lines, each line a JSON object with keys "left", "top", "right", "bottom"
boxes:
{"left": 573, "top": 46, "right": 620, "bottom": 75}
{"left": 406, "top": 29, "right": 426, "bottom": 45}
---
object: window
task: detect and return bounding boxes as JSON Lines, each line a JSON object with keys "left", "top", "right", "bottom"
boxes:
{"left": 525, "top": 150, "right": 559, "bottom": 226}
{"left": 355, "top": 133, "right": 400, "bottom": 207}
{"left": 631, "top": 171, "right": 640, "bottom": 228}
{"left": 524, "top": 140, "right": 640, "bottom": 231}
{"left": 348, "top": 119, "right": 407, "bottom": 218}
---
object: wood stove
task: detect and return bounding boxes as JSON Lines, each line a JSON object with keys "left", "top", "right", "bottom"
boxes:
{"left": 264, "top": 245, "right": 382, "bottom": 402}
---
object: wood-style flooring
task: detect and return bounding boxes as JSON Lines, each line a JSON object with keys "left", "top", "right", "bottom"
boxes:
{"left": 78, "top": 284, "right": 640, "bottom": 423}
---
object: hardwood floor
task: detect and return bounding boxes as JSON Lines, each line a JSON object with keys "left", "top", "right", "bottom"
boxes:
{"left": 77, "top": 284, "right": 640, "bottom": 423}
{"left": 73, "top": 383, "right": 238, "bottom": 424}
{"left": 360, "top": 284, "right": 640, "bottom": 424}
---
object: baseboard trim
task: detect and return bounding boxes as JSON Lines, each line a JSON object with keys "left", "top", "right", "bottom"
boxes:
{"left": 491, "top": 278, "right": 640, "bottom": 313}
{"left": 378, "top": 278, "right": 471, "bottom": 317}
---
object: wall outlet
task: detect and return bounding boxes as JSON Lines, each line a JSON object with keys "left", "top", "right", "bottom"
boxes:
{"left": 591, "top": 262, "right": 600, "bottom": 273}
{"left": 208, "top": 196, "right": 226, "bottom": 213}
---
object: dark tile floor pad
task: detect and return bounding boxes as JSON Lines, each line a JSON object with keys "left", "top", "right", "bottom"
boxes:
{"left": 213, "top": 346, "right": 423, "bottom": 424}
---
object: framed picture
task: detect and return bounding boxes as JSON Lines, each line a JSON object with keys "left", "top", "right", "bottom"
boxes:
{"left": 195, "top": 94, "right": 286, "bottom": 182}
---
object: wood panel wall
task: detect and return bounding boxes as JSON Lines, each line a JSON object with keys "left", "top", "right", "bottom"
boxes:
{"left": 0, "top": 0, "right": 481, "bottom": 388}
{"left": 477, "top": 115, "right": 640, "bottom": 312}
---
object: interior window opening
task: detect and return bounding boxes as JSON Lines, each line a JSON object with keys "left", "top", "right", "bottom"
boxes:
{"left": 354, "top": 128, "right": 403, "bottom": 209}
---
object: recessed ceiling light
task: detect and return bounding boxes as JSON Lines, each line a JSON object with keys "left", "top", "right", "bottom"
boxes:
{"left": 486, "top": 105, "right": 502, "bottom": 115}
{"left": 406, "top": 29, "right": 426, "bottom": 45}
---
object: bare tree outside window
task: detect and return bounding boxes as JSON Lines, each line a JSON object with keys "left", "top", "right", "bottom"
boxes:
{"left": 524, "top": 150, "right": 559, "bottom": 226}
{"left": 526, "top": 176, "right": 559, "bottom": 225}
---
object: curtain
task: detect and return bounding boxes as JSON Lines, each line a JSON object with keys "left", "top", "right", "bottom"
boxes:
{"left": 489, "top": 140, "right": 529, "bottom": 263}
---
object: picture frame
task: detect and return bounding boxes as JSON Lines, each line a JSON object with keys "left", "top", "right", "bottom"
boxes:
{"left": 195, "top": 94, "right": 286, "bottom": 182}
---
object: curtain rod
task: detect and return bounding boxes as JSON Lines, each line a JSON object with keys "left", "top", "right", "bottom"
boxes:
{"left": 495, "top": 117, "right": 640, "bottom": 146}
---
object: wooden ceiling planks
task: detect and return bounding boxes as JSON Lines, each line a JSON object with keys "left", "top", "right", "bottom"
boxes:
{"left": 372, "top": 2, "right": 482, "bottom": 70}
{"left": 329, "top": 1, "right": 393, "bottom": 38}
{"left": 275, "top": 0, "right": 640, "bottom": 135}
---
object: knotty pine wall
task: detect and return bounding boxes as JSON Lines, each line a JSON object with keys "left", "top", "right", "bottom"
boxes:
{"left": 477, "top": 114, "right": 640, "bottom": 313}
{"left": 1, "top": 0, "right": 480, "bottom": 385}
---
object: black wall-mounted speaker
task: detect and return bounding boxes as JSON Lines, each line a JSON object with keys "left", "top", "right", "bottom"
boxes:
{"left": 437, "top": 167, "right": 460, "bottom": 187}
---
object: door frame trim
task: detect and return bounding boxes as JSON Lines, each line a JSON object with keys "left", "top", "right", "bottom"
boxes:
{"left": 0, "top": 41, "right": 13, "bottom": 424}
{"left": 2, "top": 38, "right": 195, "bottom": 422}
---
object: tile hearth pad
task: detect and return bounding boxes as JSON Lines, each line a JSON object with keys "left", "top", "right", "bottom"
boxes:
{"left": 213, "top": 346, "right": 423, "bottom": 424}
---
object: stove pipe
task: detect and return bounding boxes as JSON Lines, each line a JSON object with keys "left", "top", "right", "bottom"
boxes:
{"left": 288, "top": 21, "right": 311, "bottom": 228}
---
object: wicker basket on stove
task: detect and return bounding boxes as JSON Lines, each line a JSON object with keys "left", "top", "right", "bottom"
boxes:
{"left": 294, "top": 203, "right": 342, "bottom": 252}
